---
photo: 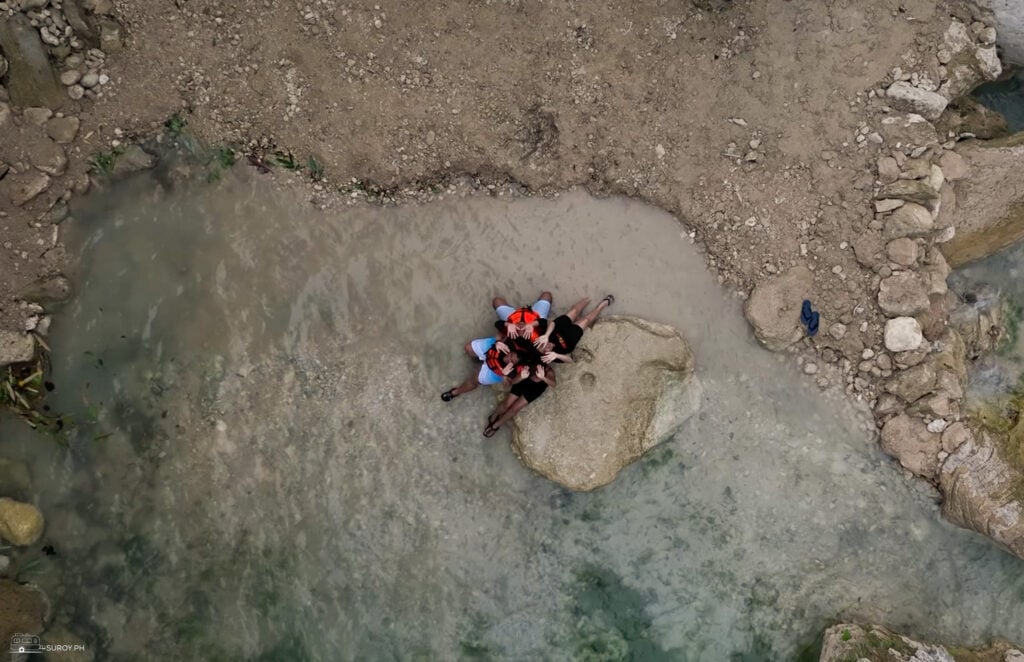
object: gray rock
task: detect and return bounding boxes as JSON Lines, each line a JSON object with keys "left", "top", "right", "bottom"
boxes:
{"left": 820, "top": 624, "right": 962, "bottom": 662}
{"left": 0, "top": 330, "right": 35, "bottom": 368}
{"left": 22, "top": 106, "right": 52, "bottom": 126}
{"left": 28, "top": 137, "right": 67, "bottom": 176}
{"left": 80, "top": 71, "right": 99, "bottom": 88}
{"left": 511, "top": 316, "right": 701, "bottom": 491}
{"left": 0, "top": 101, "right": 11, "bottom": 129}
{"left": 920, "top": 248, "right": 951, "bottom": 296}
{"left": 941, "top": 421, "right": 971, "bottom": 453}
{"left": 0, "top": 53, "right": 8, "bottom": 79}
{"left": 853, "top": 233, "right": 885, "bottom": 268}
{"left": 1006, "top": 650, "right": 1024, "bottom": 662}
{"left": 874, "top": 393, "right": 903, "bottom": 417}
{"left": 876, "top": 180, "right": 940, "bottom": 205}
{"left": 62, "top": 0, "right": 100, "bottom": 47}
{"left": 743, "top": 265, "right": 813, "bottom": 351}
{"left": 67, "top": 84, "right": 85, "bottom": 100}
{"left": 883, "top": 362, "right": 937, "bottom": 402}
{"left": 939, "top": 151, "right": 969, "bottom": 181}
{"left": 17, "top": 273, "right": 71, "bottom": 304}
{"left": 877, "top": 113, "right": 940, "bottom": 148}
{"left": 877, "top": 156, "right": 900, "bottom": 183}
{"left": 886, "top": 81, "right": 949, "bottom": 120}
{"left": 0, "top": 170, "right": 50, "bottom": 206}
{"left": 84, "top": 0, "right": 114, "bottom": 14}
{"left": 59, "top": 70, "right": 82, "bottom": 86}
{"left": 884, "top": 316, "right": 923, "bottom": 352}
{"left": 0, "top": 497, "right": 44, "bottom": 546}
{"left": 880, "top": 413, "right": 941, "bottom": 478}
{"left": 46, "top": 115, "right": 80, "bottom": 143}
{"left": 0, "top": 457, "right": 32, "bottom": 497}
{"left": 874, "top": 198, "right": 904, "bottom": 213}
{"left": 899, "top": 157, "right": 932, "bottom": 180}
{"left": 0, "top": 15, "right": 65, "bottom": 109}
{"left": 884, "top": 203, "right": 934, "bottom": 240}
{"left": 886, "top": 237, "right": 918, "bottom": 266}
{"left": 941, "top": 430, "right": 1024, "bottom": 560}
{"left": 98, "top": 18, "right": 123, "bottom": 53}
{"left": 110, "top": 144, "right": 156, "bottom": 176}
{"left": 878, "top": 272, "right": 930, "bottom": 317}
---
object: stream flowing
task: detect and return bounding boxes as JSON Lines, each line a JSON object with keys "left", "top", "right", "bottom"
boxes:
{"left": 2, "top": 165, "right": 1024, "bottom": 661}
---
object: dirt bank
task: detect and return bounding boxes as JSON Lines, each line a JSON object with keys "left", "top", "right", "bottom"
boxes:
{"left": 2, "top": 0, "right": 979, "bottom": 354}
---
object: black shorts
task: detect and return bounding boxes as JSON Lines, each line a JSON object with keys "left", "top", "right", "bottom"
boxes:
{"left": 511, "top": 378, "right": 548, "bottom": 403}
{"left": 552, "top": 315, "right": 584, "bottom": 355}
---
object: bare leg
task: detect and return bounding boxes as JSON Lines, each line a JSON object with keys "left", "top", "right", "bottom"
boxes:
{"left": 562, "top": 297, "right": 591, "bottom": 323}
{"left": 491, "top": 397, "right": 531, "bottom": 429}
{"left": 442, "top": 373, "right": 480, "bottom": 401}
{"left": 489, "top": 393, "right": 518, "bottom": 422}
{"left": 575, "top": 295, "right": 613, "bottom": 331}
{"left": 463, "top": 342, "right": 478, "bottom": 358}
{"left": 492, "top": 296, "right": 509, "bottom": 310}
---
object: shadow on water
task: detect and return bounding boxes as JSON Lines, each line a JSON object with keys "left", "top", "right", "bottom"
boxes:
{"left": 2, "top": 148, "right": 1024, "bottom": 660}
{"left": 973, "top": 67, "right": 1024, "bottom": 133}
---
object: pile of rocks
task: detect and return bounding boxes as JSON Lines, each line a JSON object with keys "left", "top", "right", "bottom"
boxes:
{"left": 819, "top": 623, "right": 1023, "bottom": 662}
{"left": 745, "top": 17, "right": 1024, "bottom": 559}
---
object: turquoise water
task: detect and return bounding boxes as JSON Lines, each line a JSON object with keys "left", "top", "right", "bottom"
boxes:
{"left": 2, "top": 165, "right": 1024, "bottom": 660}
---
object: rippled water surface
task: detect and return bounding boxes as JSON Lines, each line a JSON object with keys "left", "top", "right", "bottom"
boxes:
{"left": 3, "top": 166, "right": 1024, "bottom": 660}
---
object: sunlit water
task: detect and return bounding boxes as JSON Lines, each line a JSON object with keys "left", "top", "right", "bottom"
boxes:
{"left": 2, "top": 165, "right": 1024, "bottom": 661}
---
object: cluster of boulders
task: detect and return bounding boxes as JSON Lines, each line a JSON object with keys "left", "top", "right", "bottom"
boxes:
{"left": 745, "top": 18, "right": 1024, "bottom": 560}
{"left": 819, "top": 623, "right": 1023, "bottom": 662}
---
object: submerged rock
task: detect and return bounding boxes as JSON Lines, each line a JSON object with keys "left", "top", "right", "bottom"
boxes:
{"left": 941, "top": 427, "right": 1024, "bottom": 560}
{"left": 0, "top": 497, "right": 45, "bottom": 546}
{"left": 743, "top": 265, "right": 813, "bottom": 351}
{"left": 819, "top": 623, "right": 1022, "bottom": 662}
{"left": 110, "top": 144, "right": 156, "bottom": 176}
{"left": 0, "top": 578, "right": 48, "bottom": 650}
{"left": 510, "top": 316, "right": 701, "bottom": 491}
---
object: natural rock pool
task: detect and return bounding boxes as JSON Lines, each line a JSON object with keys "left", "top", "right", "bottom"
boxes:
{"left": 3, "top": 166, "right": 1024, "bottom": 660}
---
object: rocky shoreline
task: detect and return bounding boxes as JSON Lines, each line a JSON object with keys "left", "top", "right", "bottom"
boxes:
{"left": 1, "top": 0, "right": 1024, "bottom": 656}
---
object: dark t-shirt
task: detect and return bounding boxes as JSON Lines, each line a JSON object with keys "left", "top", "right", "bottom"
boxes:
{"left": 549, "top": 315, "right": 584, "bottom": 355}
{"left": 511, "top": 377, "right": 548, "bottom": 403}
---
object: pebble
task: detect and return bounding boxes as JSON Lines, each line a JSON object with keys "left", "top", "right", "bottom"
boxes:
{"left": 927, "top": 419, "right": 948, "bottom": 433}
{"left": 80, "top": 72, "right": 100, "bottom": 88}
{"left": 862, "top": 348, "right": 875, "bottom": 360}
{"left": 828, "top": 323, "right": 847, "bottom": 340}
{"left": 67, "top": 84, "right": 84, "bottom": 100}
{"left": 59, "top": 70, "right": 81, "bottom": 86}
{"left": 803, "top": 363, "right": 818, "bottom": 375}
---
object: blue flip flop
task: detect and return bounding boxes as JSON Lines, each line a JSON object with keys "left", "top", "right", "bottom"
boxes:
{"left": 808, "top": 311, "right": 820, "bottom": 337}
{"left": 801, "top": 300, "right": 814, "bottom": 327}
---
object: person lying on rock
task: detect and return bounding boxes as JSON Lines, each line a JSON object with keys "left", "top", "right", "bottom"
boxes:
{"left": 492, "top": 291, "right": 552, "bottom": 341}
{"left": 484, "top": 363, "right": 557, "bottom": 437}
{"left": 440, "top": 335, "right": 537, "bottom": 402}
{"left": 533, "top": 295, "right": 614, "bottom": 362}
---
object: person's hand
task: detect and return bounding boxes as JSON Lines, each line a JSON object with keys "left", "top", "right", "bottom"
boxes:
{"left": 532, "top": 333, "right": 550, "bottom": 349}
{"left": 519, "top": 365, "right": 530, "bottom": 378}
{"left": 501, "top": 362, "right": 515, "bottom": 376}
{"left": 541, "top": 352, "right": 558, "bottom": 364}
{"left": 495, "top": 341, "right": 510, "bottom": 354}
{"left": 534, "top": 365, "right": 546, "bottom": 379}
{"left": 505, "top": 323, "right": 519, "bottom": 339}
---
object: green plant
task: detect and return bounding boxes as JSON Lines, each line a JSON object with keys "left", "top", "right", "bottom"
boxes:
{"left": 306, "top": 156, "right": 324, "bottom": 181}
{"left": 1000, "top": 298, "right": 1023, "bottom": 356}
{"left": 272, "top": 150, "right": 301, "bottom": 170}
{"left": 90, "top": 146, "right": 124, "bottom": 174}
{"left": 205, "top": 146, "right": 238, "bottom": 182}
{"left": 164, "top": 113, "right": 188, "bottom": 138}
{"left": 841, "top": 629, "right": 852, "bottom": 642}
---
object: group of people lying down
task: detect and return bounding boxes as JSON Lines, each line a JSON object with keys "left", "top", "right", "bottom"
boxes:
{"left": 440, "top": 292, "right": 614, "bottom": 437}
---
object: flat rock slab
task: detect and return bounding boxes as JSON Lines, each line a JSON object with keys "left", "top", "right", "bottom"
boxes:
{"left": 0, "top": 15, "right": 65, "bottom": 109}
{"left": 510, "top": 316, "right": 701, "bottom": 491}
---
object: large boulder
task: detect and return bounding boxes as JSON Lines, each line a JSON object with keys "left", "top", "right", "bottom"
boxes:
{"left": 880, "top": 413, "right": 941, "bottom": 478}
{"left": 819, "top": 623, "right": 1021, "bottom": 662}
{"left": 743, "top": 265, "right": 813, "bottom": 351}
{"left": 0, "top": 498, "right": 45, "bottom": 546}
{"left": 510, "top": 316, "right": 701, "bottom": 491}
{"left": 0, "top": 16, "right": 65, "bottom": 109}
{"left": 940, "top": 427, "right": 1024, "bottom": 560}
{"left": 941, "top": 140, "right": 1024, "bottom": 267}
{"left": 979, "top": 0, "right": 1024, "bottom": 65}
{"left": 0, "top": 331, "right": 35, "bottom": 368}
{"left": 0, "top": 579, "right": 48, "bottom": 651}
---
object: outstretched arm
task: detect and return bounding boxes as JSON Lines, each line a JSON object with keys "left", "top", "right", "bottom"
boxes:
{"left": 541, "top": 352, "right": 572, "bottom": 364}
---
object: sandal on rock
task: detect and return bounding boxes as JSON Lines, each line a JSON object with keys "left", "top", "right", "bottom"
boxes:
{"left": 441, "top": 389, "right": 456, "bottom": 402}
{"left": 483, "top": 424, "right": 500, "bottom": 438}
{"left": 601, "top": 294, "right": 615, "bottom": 306}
